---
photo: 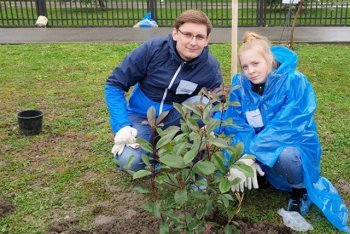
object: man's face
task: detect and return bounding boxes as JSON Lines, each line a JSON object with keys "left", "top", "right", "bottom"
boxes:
{"left": 172, "top": 22, "right": 209, "bottom": 61}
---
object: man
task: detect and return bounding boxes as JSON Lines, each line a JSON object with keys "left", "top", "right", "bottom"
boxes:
{"left": 105, "top": 10, "right": 223, "bottom": 172}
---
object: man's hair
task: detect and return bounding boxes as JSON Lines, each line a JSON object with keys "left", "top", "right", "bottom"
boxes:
{"left": 174, "top": 10, "right": 212, "bottom": 35}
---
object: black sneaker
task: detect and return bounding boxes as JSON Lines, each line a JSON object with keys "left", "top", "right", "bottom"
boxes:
{"left": 287, "top": 188, "right": 312, "bottom": 216}
{"left": 257, "top": 174, "right": 270, "bottom": 189}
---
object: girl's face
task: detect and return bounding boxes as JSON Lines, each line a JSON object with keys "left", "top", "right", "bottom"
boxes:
{"left": 239, "top": 48, "right": 272, "bottom": 84}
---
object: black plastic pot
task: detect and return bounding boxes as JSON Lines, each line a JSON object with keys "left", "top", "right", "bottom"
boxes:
{"left": 17, "top": 110, "right": 43, "bottom": 135}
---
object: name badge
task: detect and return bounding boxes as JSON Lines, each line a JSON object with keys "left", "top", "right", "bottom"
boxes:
{"left": 245, "top": 109, "right": 264, "bottom": 128}
{"left": 176, "top": 80, "right": 198, "bottom": 95}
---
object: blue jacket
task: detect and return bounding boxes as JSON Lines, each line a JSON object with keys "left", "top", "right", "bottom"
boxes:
{"left": 105, "top": 34, "right": 222, "bottom": 134}
{"left": 221, "top": 46, "right": 349, "bottom": 232}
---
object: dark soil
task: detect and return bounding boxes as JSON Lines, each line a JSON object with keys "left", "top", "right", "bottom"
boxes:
{"left": 235, "top": 217, "right": 292, "bottom": 234}
{"left": 1, "top": 171, "right": 294, "bottom": 233}
{"left": 43, "top": 180, "right": 292, "bottom": 234}
{"left": 46, "top": 213, "right": 292, "bottom": 234}
{"left": 0, "top": 196, "right": 14, "bottom": 218}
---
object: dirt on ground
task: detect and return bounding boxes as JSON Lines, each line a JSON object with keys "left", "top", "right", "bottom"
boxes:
{"left": 0, "top": 196, "right": 14, "bottom": 218}
{"left": 0, "top": 171, "right": 293, "bottom": 234}
{"left": 4, "top": 172, "right": 348, "bottom": 233}
{"left": 41, "top": 175, "right": 292, "bottom": 234}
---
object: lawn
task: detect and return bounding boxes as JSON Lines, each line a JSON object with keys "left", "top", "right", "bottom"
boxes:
{"left": 0, "top": 42, "right": 349, "bottom": 233}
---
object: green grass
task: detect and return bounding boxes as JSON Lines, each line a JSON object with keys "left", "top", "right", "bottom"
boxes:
{"left": 0, "top": 42, "right": 349, "bottom": 233}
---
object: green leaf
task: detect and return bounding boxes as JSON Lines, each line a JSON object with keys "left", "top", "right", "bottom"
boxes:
{"left": 194, "top": 161, "right": 215, "bottom": 175}
{"left": 126, "top": 155, "right": 135, "bottom": 170}
{"left": 221, "top": 193, "right": 234, "bottom": 201}
{"left": 211, "top": 138, "right": 229, "bottom": 148}
{"left": 182, "top": 101, "right": 201, "bottom": 116}
{"left": 196, "top": 207, "right": 205, "bottom": 219}
{"left": 154, "top": 174, "right": 167, "bottom": 185}
{"left": 230, "top": 177, "right": 243, "bottom": 186}
{"left": 219, "top": 194, "right": 230, "bottom": 208}
{"left": 186, "top": 117, "right": 200, "bottom": 131}
{"left": 163, "top": 125, "right": 181, "bottom": 136}
{"left": 173, "top": 102, "right": 185, "bottom": 117}
{"left": 212, "top": 152, "right": 227, "bottom": 173}
{"left": 205, "top": 117, "right": 221, "bottom": 132}
{"left": 133, "top": 170, "right": 152, "bottom": 179}
{"left": 173, "top": 132, "right": 187, "bottom": 142}
{"left": 235, "top": 163, "right": 254, "bottom": 177}
{"left": 174, "top": 142, "right": 187, "bottom": 156}
{"left": 159, "top": 222, "right": 170, "bottom": 234}
{"left": 190, "top": 191, "right": 210, "bottom": 200}
{"left": 181, "top": 168, "right": 191, "bottom": 182}
{"left": 156, "top": 134, "right": 174, "bottom": 149}
{"left": 136, "top": 138, "right": 153, "bottom": 153}
{"left": 133, "top": 185, "right": 150, "bottom": 194}
{"left": 202, "top": 102, "right": 213, "bottom": 120}
{"left": 183, "top": 149, "right": 198, "bottom": 164}
{"left": 153, "top": 202, "right": 161, "bottom": 218}
{"left": 174, "top": 189, "right": 188, "bottom": 206}
{"left": 156, "top": 110, "right": 170, "bottom": 126}
{"left": 164, "top": 210, "right": 183, "bottom": 224}
{"left": 142, "top": 202, "right": 161, "bottom": 217}
{"left": 159, "top": 154, "right": 186, "bottom": 168}
{"left": 224, "top": 224, "right": 233, "bottom": 234}
{"left": 185, "top": 213, "right": 197, "bottom": 230}
{"left": 219, "top": 177, "right": 231, "bottom": 193}
{"left": 204, "top": 200, "right": 214, "bottom": 216}
{"left": 147, "top": 106, "right": 156, "bottom": 126}
{"left": 156, "top": 126, "right": 180, "bottom": 149}
{"left": 141, "top": 154, "right": 151, "bottom": 168}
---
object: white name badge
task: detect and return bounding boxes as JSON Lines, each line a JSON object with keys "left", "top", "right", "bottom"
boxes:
{"left": 245, "top": 109, "right": 264, "bottom": 128}
{"left": 176, "top": 80, "right": 198, "bottom": 95}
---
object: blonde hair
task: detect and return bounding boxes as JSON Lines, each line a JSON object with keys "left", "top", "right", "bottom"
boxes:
{"left": 238, "top": 32, "right": 275, "bottom": 71}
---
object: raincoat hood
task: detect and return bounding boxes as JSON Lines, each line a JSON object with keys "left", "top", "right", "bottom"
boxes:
{"left": 271, "top": 45, "right": 298, "bottom": 74}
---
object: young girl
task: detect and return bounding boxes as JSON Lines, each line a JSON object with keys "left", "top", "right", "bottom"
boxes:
{"left": 222, "top": 32, "right": 349, "bottom": 232}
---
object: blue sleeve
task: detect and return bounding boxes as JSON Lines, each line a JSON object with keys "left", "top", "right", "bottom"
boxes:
{"left": 105, "top": 84, "right": 131, "bottom": 135}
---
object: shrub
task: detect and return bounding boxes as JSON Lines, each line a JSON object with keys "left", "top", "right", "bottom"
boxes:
{"left": 127, "top": 86, "right": 254, "bottom": 233}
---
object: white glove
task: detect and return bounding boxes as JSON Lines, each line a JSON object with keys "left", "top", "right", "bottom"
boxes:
{"left": 228, "top": 155, "right": 265, "bottom": 192}
{"left": 239, "top": 156, "right": 265, "bottom": 190}
{"left": 228, "top": 167, "right": 246, "bottom": 193}
{"left": 111, "top": 126, "right": 140, "bottom": 156}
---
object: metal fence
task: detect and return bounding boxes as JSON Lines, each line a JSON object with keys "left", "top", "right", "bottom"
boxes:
{"left": 0, "top": 0, "right": 349, "bottom": 27}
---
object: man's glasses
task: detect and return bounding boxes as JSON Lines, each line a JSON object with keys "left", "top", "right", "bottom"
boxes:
{"left": 177, "top": 28, "right": 207, "bottom": 42}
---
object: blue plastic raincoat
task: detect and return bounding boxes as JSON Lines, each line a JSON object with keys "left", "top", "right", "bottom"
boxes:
{"left": 221, "top": 46, "right": 349, "bottom": 232}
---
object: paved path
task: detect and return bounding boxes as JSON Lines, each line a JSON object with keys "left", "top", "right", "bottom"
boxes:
{"left": 1, "top": 26, "right": 349, "bottom": 44}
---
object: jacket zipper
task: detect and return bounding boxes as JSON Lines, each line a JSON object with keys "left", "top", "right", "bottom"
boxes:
{"left": 159, "top": 62, "right": 184, "bottom": 114}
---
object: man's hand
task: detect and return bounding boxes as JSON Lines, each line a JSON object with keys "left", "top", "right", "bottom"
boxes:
{"left": 111, "top": 126, "right": 140, "bottom": 156}
{"left": 238, "top": 155, "right": 265, "bottom": 190}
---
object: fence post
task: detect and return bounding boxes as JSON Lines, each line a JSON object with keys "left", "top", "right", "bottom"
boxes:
{"left": 256, "top": 0, "right": 266, "bottom": 26}
{"left": 35, "top": 0, "right": 47, "bottom": 17}
{"left": 147, "top": 0, "right": 158, "bottom": 21}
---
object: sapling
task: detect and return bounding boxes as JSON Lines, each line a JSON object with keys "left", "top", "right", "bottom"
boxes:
{"left": 127, "top": 86, "right": 254, "bottom": 233}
